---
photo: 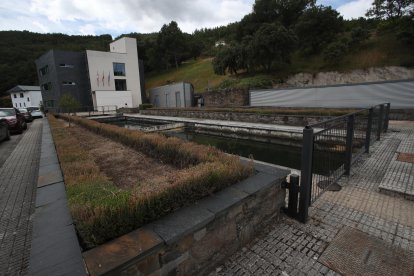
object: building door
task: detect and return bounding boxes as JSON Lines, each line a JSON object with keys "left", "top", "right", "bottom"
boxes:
{"left": 175, "top": 92, "right": 181, "bottom": 107}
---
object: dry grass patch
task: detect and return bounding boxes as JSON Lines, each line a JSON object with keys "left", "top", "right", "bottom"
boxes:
{"left": 49, "top": 114, "right": 253, "bottom": 249}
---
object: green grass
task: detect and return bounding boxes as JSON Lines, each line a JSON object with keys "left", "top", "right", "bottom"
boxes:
{"left": 145, "top": 32, "right": 414, "bottom": 92}
{"left": 145, "top": 58, "right": 230, "bottom": 93}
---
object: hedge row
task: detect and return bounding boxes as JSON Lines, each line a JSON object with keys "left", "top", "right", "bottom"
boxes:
{"left": 50, "top": 115, "right": 253, "bottom": 248}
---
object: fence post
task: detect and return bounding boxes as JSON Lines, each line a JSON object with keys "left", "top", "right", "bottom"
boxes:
{"left": 287, "top": 174, "right": 300, "bottom": 218}
{"left": 377, "top": 104, "right": 384, "bottom": 140}
{"left": 345, "top": 114, "right": 355, "bottom": 175}
{"left": 384, "top": 103, "right": 390, "bottom": 132}
{"left": 298, "top": 126, "right": 314, "bottom": 223}
{"left": 365, "top": 108, "right": 373, "bottom": 153}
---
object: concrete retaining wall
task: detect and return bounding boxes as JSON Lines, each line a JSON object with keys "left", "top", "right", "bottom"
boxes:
{"left": 83, "top": 163, "right": 288, "bottom": 275}
{"left": 141, "top": 109, "right": 331, "bottom": 126}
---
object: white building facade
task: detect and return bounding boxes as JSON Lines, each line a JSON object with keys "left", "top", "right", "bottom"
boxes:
{"left": 87, "top": 37, "right": 142, "bottom": 109}
{"left": 8, "top": 85, "right": 42, "bottom": 109}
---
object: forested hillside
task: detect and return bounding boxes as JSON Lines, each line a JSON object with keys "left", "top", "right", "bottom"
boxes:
{"left": 1, "top": 0, "right": 413, "bottom": 97}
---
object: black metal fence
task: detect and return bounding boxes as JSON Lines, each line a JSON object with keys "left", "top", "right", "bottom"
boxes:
{"left": 56, "top": 105, "right": 118, "bottom": 116}
{"left": 285, "top": 103, "right": 390, "bottom": 222}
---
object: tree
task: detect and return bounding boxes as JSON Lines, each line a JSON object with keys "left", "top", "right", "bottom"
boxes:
{"left": 58, "top": 94, "right": 80, "bottom": 114}
{"left": 250, "top": 23, "right": 297, "bottom": 71}
{"left": 252, "top": 0, "right": 315, "bottom": 27}
{"left": 157, "top": 21, "right": 186, "bottom": 69}
{"left": 366, "top": 0, "right": 414, "bottom": 20}
{"left": 295, "top": 6, "right": 344, "bottom": 54}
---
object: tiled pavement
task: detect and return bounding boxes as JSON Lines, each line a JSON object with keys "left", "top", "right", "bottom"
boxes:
{"left": 212, "top": 121, "right": 414, "bottom": 275}
{"left": 0, "top": 120, "right": 42, "bottom": 275}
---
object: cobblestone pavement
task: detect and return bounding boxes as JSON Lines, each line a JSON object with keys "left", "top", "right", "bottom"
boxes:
{"left": 0, "top": 120, "right": 42, "bottom": 275}
{"left": 212, "top": 121, "right": 414, "bottom": 276}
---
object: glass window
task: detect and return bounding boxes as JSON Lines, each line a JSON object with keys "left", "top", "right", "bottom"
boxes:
{"left": 27, "top": 97, "right": 30, "bottom": 102}
{"left": 113, "top": 63, "right": 126, "bottom": 76}
{"left": 13, "top": 94, "right": 16, "bottom": 98}
{"left": 42, "top": 82, "right": 52, "bottom": 91}
{"left": 24, "top": 102, "right": 26, "bottom": 107}
{"left": 62, "top": 81, "right": 76, "bottom": 86}
{"left": 20, "top": 93, "right": 24, "bottom": 98}
{"left": 115, "top": 79, "right": 127, "bottom": 91}
{"left": 39, "top": 65, "right": 48, "bottom": 76}
{"left": 59, "top": 64, "right": 74, "bottom": 68}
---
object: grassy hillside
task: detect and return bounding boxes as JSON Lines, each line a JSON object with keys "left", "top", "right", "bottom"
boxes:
{"left": 145, "top": 32, "right": 414, "bottom": 93}
{"left": 145, "top": 58, "right": 230, "bottom": 93}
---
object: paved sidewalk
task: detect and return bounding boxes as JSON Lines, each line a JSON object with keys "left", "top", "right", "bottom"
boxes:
{"left": 0, "top": 120, "right": 42, "bottom": 275}
{"left": 211, "top": 121, "right": 414, "bottom": 275}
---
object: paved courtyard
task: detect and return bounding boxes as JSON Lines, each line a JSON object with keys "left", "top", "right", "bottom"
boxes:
{"left": 211, "top": 121, "right": 414, "bottom": 275}
{"left": 0, "top": 119, "right": 413, "bottom": 275}
{"left": 0, "top": 120, "right": 42, "bottom": 275}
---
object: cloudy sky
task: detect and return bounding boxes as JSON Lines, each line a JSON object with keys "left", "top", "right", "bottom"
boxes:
{"left": 0, "top": 0, "right": 372, "bottom": 37}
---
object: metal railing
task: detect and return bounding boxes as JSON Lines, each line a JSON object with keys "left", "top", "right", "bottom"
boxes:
{"left": 284, "top": 103, "right": 390, "bottom": 222}
{"left": 56, "top": 105, "right": 118, "bottom": 116}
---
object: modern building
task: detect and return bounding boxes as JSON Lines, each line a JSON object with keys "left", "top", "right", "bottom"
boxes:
{"left": 7, "top": 85, "right": 42, "bottom": 109}
{"left": 35, "top": 37, "right": 144, "bottom": 111}
{"left": 149, "top": 82, "right": 194, "bottom": 108}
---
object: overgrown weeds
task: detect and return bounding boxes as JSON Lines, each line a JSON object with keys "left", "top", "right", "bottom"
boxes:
{"left": 49, "top": 115, "right": 252, "bottom": 249}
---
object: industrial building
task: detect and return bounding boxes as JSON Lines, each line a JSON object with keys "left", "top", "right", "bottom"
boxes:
{"left": 149, "top": 82, "right": 194, "bottom": 108}
{"left": 35, "top": 37, "right": 144, "bottom": 111}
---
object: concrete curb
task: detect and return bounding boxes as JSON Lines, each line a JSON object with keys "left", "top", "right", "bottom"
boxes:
{"left": 28, "top": 118, "right": 86, "bottom": 275}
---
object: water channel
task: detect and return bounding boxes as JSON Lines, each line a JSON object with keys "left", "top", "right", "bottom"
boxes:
{"left": 104, "top": 118, "right": 344, "bottom": 175}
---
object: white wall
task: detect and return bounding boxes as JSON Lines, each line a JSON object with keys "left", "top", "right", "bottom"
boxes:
{"left": 11, "top": 90, "right": 43, "bottom": 109}
{"left": 94, "top": 90, "right": 133, "bottom": 109}
{"left": 86, "top": 37, "right": 142, "bottom": 108}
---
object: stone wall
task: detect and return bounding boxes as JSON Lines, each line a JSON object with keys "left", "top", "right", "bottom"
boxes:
{"left": 141, "top": 109, "right": 332, "bottom": 126}
{"left": 202, "top": 88, "right": 249, "bottom": 107}
{"left": 83, "top": 163, "right": 288, "bottom": 275}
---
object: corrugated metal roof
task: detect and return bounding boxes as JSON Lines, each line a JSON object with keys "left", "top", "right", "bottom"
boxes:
{"left": 7, "top": 85, "right": 41, "bottom": 93}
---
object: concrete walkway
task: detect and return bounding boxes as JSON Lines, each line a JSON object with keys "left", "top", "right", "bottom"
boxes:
{"left": 0, "top": 120, "right": 42, "bottom": 275}
{"left": 211, "top": 121, "right": 414, "bottom": 275}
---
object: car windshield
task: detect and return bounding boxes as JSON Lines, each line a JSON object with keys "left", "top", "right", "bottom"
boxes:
{"left": 0, "top": 109, "right": 16, "bottom": 117}
{"left": 19, "top": 108, "right": 28, "bottom": 112}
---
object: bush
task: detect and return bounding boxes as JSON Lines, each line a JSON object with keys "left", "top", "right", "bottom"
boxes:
{"left": 139, "top": 103, "right": 153, "bottom": 110}
{"left": 49, "top": 115, "right": 252, "bottom": 248}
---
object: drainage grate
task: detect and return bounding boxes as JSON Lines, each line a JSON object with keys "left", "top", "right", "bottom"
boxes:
{"left": 319, "top": 227, "right": 414, "bottom": 276}
{"left": 397, "top": 153, "right": 414, "bottom": 164}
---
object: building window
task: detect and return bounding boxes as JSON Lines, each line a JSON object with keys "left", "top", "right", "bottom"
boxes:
{"left": 115, "top": 79, "right": 127, "bottom": 91}
{"left": 20, "top": 93, "right": 24, "bottom": 98}
{"left": 39, "top": 65, "right": 48, "bottom": 76}
{"left": 62, "top": 81, "right": 76, "bottom": 86}
{"left": 15, "top": 103, "right": 17, "bottom": 107}
{"left": 19, "top": 103, "right": 22, "bottom": 107}
{"left": 27, "top": 97, "right": 30, "bottom": 102}
{"left": 13, "top": 94, "right": 16, "bottom": 98}
{"left": 113, "top": 63, "right": 126, "bottom": 76}
{"left": 24, "top": 102, "right": 26, "bottom": 107}
{"left": 59, "top": 64, "right": 74, "bottom": 68}
{"left": 42, "top": 82, "right": 52, "bottom": 91}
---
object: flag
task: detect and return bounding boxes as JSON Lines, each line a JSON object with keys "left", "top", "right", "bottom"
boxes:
{"left": 96, "top": 71, "right": 99, "bottom": 87}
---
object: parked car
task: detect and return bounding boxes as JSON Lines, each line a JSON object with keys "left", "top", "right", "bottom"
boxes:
{"left": 18, "top": 108, "right": 33, "bottom": 122}
{"left": 0, "top": 119, "right": 10, "bottom": 141}
{"left": 0, "top": 108, "right": 27, "bottom": 134}
{"left": 29, "top": 109, "right": 43, "bottom": 119}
